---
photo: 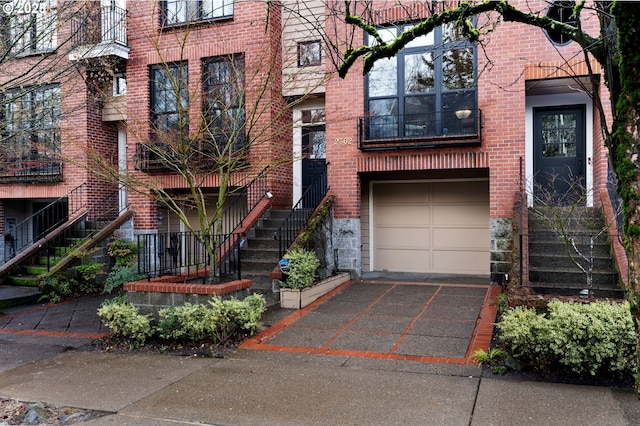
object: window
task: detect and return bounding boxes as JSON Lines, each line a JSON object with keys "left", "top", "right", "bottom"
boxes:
{"left": 162, "top": 0, "right": 233, "bottom": 25}
{"left": 297, "top": 40, "right": 321, "bottom": 67}
{"left": 1, "top": 85, "right": 61, "bottom": 162}
{"left": 202, "top": 54, "right": 245, "bottom": 151}
{"left": 4, "top": 0, "right": 57, "bottom": 55}
{"left": 302, "top": 109, "right": 325, "bottom": 159}
{"left": 150, "top": 63, "right": 188, "bottom": 137}
{"left": 113, "top": 74, "right": 127, "bottom": 96}
{"left": 545, "top": 1, "right": 576, "bottom": 45}
{"left": 366, "top": 23, "right": 476, "bottom": 139}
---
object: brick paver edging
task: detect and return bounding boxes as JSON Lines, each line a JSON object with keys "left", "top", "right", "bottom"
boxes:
{"left": 241, "top": 280, "right": 501, "bottom": 364}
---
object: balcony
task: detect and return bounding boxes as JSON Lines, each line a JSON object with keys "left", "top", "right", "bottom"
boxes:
{"left": 0, "top": 155, "right": 63, "bottom": 183}
{"left": 358, "top": 109, "right": 482, "bottom": 151}
{"left": 134, "top": 138, "right": 246, "bottom": 173}
{"left": 69, "top": 5, "right": 129, "bottom": 61}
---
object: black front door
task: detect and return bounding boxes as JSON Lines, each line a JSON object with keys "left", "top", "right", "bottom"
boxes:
{"left": 533, "top": 106, "right": 586, "bottom": 202}
{"left": 301, "top": 125, "right": 326, "bottom": 203}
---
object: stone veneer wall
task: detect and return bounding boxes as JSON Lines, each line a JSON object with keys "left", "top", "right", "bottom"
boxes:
{"left": 333, "top": 218, "right": 361, "bottom": 276}
{"left": 490, "top": 218, "right": 513, "bottom": 284}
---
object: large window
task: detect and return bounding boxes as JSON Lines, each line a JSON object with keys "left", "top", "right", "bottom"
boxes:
{"left": 366, "top": 23, "right": 476, "bottom": 140}
{"left": 150, "top": 62, "right": 189, "bottom": 137}
{"left": 1, "top": 85, "right": 60, "bottom": 164}
{"left": 161, "top": 0, "right": 233, "bottom": 25}
{"left": 4, "top": 0, "right": 57, "bottom": 55}
{"left": 202, "top": 54, "right": 245, "bottom": 151}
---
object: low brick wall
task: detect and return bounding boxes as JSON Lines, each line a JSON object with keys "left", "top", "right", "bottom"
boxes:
{"left": 124, "top": 279, "right": 252, "bottom": 317}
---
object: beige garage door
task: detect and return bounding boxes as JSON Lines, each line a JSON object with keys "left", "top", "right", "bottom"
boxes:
{"left": 372, "top": 180, "right": 489, "bottom": 274}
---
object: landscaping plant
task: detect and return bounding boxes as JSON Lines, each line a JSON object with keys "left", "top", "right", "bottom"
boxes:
{"left": 279, "top": 248, "right": 320, "bottom": 290}
{"left": 498, "top": 300, "right": 636, "bottom": 378}
{"left": 99, "top": 294, "right": 266, "bottom": 347}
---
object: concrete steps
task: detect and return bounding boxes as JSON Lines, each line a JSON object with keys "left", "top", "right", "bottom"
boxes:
{"left": 242, "top": 209, "right": 289, "bottom": 291}
{"left": 527, "top": 207, "right": 622, "bottom": 297}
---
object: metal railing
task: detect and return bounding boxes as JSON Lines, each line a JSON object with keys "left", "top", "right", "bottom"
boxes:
{"left": 72, "top": 4, "right": 127, "bottom": 47}
{"left": 0, "top": 155, "right": 63, "bottom": 183}
{"left": 42, "top": 191, "right": 124, "bottom": 271}
{"left": 2, "top": 184, "right": 86, "bottom": 263}
{"left": 358, "top": 109, "right": 481, "bottom": 151}
{"left": 277, "top": 169, "right": 329, "bottom": 258}
{"left": 137, "top": 168, "right": 269, "bottom": 281}
{"left": 137, "top": 231, "right": 242, "bottom": 282}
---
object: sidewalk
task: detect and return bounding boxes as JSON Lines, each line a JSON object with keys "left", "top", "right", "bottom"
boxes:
{"left": 0, "top": 349, "right": 637, "bottom": 425}
{"left": 0, "top": 283, "right": 639, "bottom": 425}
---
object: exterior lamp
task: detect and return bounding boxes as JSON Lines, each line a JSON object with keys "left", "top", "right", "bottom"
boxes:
{"left": 455, "top": 109, "right": 472, "bottom": 120}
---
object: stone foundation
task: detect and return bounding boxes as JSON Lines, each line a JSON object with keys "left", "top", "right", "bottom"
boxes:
{"left": 490, "top": 218, "right": 513, "bottom": 284}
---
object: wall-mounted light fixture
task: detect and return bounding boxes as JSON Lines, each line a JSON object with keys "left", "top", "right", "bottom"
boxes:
{"left": 455, "top": 109, "right": 472, "bottom": 120}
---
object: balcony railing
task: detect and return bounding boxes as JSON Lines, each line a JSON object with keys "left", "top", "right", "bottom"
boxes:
{"left": 134, "top": 140, "right": 245, "bottom": 172}
{"left": 358, "top": 109, "right": 481, "bottom": 151}
{"left": 0, "top": 155, "right": 63, "bottom": 183}
{"left": 72, "top": 5, "right": 127, "bottom": 46}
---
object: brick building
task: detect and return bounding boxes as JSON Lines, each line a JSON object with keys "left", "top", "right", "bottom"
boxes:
{"left": 0, "top": 1, "right": 616, "bottom": 288}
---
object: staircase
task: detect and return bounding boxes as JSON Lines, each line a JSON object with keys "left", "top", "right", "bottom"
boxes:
{"left": 241, "top": 208, "right": 290, "bottom": 291}
{"left": 527, "top": 207, "right": 622, "bottom": 298}
{"left": 0, "top": 192, "right": 133, "bottom": 309}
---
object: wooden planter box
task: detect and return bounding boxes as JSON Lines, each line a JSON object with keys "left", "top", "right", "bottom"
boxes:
{"left": 280, "top": 272, "right": 351, "bottom": 309}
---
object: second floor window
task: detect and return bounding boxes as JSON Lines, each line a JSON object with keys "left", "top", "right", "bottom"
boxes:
{"left": 150, "top": 63, "right": 189, "bottom": 138}
{"left": 162, "top": 0, "right": 234, "bottom": 25}
{"left": 1, "top": 85, "right": 61, "bottom": 160}
{"left": 202, "top": 53, "right": 245, "bottom": 151}
{"left": 366, "top": 23, "right": 477, "bottom": 140}
{"left": 4, "top": 0, "right": 57, "bottom": 55}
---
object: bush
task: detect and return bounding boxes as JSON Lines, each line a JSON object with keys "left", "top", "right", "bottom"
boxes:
{"left": 157, "top": 302, "right": 217, "bottom": 341}
{"left": 279, "top": 248, "right": 320, "bottom": 289}
{"left": 498, "top": 300, "right": 636, "bottom": 377}
{"left": 208, "top": 294, "right": 266, "bottom": 344}
{"left": 108, "top": 238, "right": 138, "bottom": 266}
{"left": 97, "top": 298, "right": 153, "bottom": 344}
{"left": 103, "top": 264, "right": 144, "bottom": 294}
{"left": 100, "top": 294, "right": 267, "bottom": 346}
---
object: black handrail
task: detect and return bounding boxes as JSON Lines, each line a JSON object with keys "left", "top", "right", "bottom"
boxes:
{"left": 2, "top": 183, "right": 86, "bottom": 263}
{"left": 43, "top": 190, "right": 125, "bottom": 271}
{"left": 277, "top": 169, "right": 329, "bottom": 258}
{"left": 137, "top": 168, "right": 269, "bottom": 281}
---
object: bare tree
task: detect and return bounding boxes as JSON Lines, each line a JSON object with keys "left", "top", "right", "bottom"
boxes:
{"left": 83, "top": 2, "right": 329, "bottom": 279}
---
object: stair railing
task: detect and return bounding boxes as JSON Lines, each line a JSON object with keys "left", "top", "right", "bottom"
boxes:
{"left": 2, "top": 183, "right": 86, "bottom": 263}
{"left": 43, "top": 190, "right": 125, "bottom": 271}
{"left": 277, "top": 169, "right": 329, "bottom": 259}
{"left": 137, "top": 167, "right": 269, "bottom": 281}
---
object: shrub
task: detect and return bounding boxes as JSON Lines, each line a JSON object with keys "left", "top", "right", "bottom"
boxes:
{"left": 108, "top": 238, "right": 138, "bottom": 267}
{"left": 76, "top": 261, "right": 104, "bottom": 283}
{"left": 97, "top": 298, "right": 153, "bottom": 344}
{"left": 208, "top": 294, "right": 266, "bottom": 344}
{"left": 103, "top": 264, "right": 144, "bottom": 294}
{"left": 279, "top": 248, "right": 320, "bottom": 290}
{"left": 498, "top": 300, "right": 636, "bottom": 377}
{"left": 157, "top": 302, "right": 217, "bottom": 341}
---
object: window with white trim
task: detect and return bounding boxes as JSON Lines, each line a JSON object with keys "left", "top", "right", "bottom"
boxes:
{"left": 161, "top": 0, "right": 233, "bottom": 25}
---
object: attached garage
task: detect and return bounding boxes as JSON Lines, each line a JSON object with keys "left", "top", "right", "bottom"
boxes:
{"left": 370, "top": 180, "right": 490, "bottom": 275}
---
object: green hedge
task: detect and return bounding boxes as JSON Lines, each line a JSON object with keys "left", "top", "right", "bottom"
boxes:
{"left": 498, "top": 300, "right": 636, "bottom": 378}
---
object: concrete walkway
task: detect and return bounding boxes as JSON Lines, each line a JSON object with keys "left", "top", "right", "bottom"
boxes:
{"left": 0, "top": 280, "right": 638, "bottom": 425}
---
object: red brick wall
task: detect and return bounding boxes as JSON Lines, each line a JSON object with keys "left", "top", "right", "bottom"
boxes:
{"left": 126, "top": 1, "right": 291, "bottom": 229}
{"left": 324, "top": 0, "right": 609, "bottom": 221}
